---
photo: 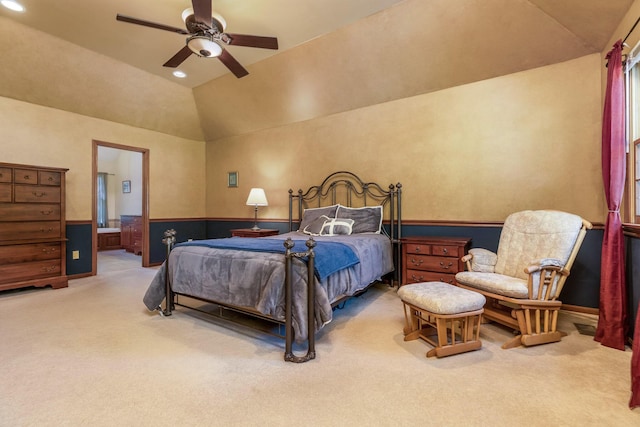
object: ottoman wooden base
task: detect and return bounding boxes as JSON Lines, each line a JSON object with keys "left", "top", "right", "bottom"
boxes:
{"left": 402, "top": 302, "right": 483, "bottom": 357}
{"left": 398, "top": 282, "right": 485, "bottom": 358}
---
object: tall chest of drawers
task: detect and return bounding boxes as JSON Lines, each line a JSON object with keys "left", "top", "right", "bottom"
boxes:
{"left": 121, "top": 215, "right": 142, "bottom": 255}
{"left": 0, "top": 162, "right": 69, "bottom": 291}
{"left": 401, "top": 236, "right": 471, "bottom": 286}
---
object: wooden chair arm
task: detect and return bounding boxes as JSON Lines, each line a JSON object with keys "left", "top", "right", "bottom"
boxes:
{"left": 525, "top": 264, "right": 570, "bottom": 276}
{"left": 461, "top": 254, "right": 473, "bottom": 263}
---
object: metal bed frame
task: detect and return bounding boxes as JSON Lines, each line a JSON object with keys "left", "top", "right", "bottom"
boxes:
{"left": 159, "top": 171, "right": 402, "bottom": 363}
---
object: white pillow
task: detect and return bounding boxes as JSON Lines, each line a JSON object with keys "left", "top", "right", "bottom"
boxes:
{"left": 320, "top": 218, "right": 354, "bottom": 236}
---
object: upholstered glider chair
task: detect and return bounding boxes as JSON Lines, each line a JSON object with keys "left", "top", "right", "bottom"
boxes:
{"left": 455, "top": 210, "right": 592, "bottom": 349}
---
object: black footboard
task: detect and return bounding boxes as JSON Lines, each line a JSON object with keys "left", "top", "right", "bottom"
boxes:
{"left": 160, "top": 230, "right": 317, "bottom": 363}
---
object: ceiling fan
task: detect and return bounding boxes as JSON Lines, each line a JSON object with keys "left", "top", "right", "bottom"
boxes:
{"left": 116, "top": 0, "right": 278, "bottom": 78}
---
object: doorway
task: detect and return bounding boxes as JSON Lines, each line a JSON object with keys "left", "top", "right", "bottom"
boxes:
{"left": 92, "top": 140, "right": 150, "bottom": 274}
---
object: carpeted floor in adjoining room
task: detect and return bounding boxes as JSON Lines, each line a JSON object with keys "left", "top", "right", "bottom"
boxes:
{"left": 0, "top": 252, "right": 639, "bottom": 426}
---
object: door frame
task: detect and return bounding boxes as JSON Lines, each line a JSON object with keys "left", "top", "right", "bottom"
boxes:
{"left": 92, "top": 139, "right": 150, "bottom": 273}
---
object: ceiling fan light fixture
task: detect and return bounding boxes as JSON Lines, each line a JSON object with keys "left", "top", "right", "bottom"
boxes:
{"left": 1, "top": 0, "right": 25, "bottom": 12}
{"left": 172, "top": 70, "right": 187, "bottom": 78}
{"left": 181, "top": 7, "right": 226, "bottom": 31}
{"left": 181, "top": 8, "right": 194, "bottom": 23}
{"left": 187, "top": 35, "right": 222, "bottom": 58}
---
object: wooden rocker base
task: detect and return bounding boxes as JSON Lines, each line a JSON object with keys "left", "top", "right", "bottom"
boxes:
{"left": 402, "top": 302, "right": 484, "bottom": 358}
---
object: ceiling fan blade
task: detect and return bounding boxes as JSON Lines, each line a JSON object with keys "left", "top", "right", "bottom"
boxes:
{"left": 116, "top": 14, "right": 189, "bottom": 35}
{"left": 163, "top": 46, "right": 193, "bottom": 68}
{"left": 227, "top": 34, "right": 279, "bottom": 50}
{"left": 218, "top": 50, "right": 249, "bottom": 78}
{"left": 191, "top": 0, "right": 212, "bottom": 26}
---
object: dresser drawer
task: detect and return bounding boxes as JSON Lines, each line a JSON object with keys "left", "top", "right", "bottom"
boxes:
{"left": 405, "top": 269, "right": 456, "bottom": 285}
{"left": 404, "top": 243, "right": 431, "bottom": 255}
{"left": 0, "top": 259, "right": 61, "bottom": 284}
{"left": 0, "top": 242, "right": 61, "bottom": 265}
{"left": 39, "top": 171, "right": 61, "bottom": 186}
{"left": 0, "top": 221, "right": 61, "bottom": 240}
{"left": 0, "top": 167, "right": 11, "bottom": 183}
{"left": 14, "top": 185, "right": 61, "bottom": 203}
{"left": 0, "top": 183, "right": 10, "bottom": 202}
{"left": 431, "top": 244, "right": 461, "bottom": 257}
{"left": 0, "top": 203, "right": 60, "bottom": 221}
{"left": 405, "top": 254, "right": 460, "bottom": 273}
{"left": 14, "top": 168, "right": 38, "bottom": 184}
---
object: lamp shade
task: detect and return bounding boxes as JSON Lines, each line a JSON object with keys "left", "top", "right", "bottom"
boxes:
{"left": 246, "top": 188, "right": 268, "bottom": 206}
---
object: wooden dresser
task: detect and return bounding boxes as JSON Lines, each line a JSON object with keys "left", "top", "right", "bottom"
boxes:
{"left": 401, "top": 236, "right": 471, "bottom": 286}
{"left": 121, "top": 215, "right": 142, "bottom": 255}
{"left": 0, "top": 162, "right": 68, "bottom": 291}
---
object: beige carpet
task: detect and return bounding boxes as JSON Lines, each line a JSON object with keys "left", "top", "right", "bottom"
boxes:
{"left": 1, "top": 252, "right": 639, "bottom": 426}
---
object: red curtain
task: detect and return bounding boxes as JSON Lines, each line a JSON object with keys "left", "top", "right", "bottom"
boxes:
{"left": 632, "top": 302, "right": 640, "bottom": 408}
{"left": 595, "top": 39, "right": 627, "bottom": 351}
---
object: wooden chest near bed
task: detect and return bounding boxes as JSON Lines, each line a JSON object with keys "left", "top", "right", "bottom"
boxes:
{"left": 97, "top": 228, "right": 122, "bottom": 251}
{"left": 121, "top": 215, "right": 142, "bottom": 255}
{"left": 0, "top": 162, "right": 68, "bottom": 291}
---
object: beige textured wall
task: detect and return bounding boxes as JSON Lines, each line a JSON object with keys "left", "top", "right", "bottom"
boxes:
{"left": 0, "top": 96, "right": 206, "bottom": 221}
{"left": 0, "top": 16, "right": 203, "bottom": 141}
{"left": 206, "top": 54, "right": 605, "bottom": 224}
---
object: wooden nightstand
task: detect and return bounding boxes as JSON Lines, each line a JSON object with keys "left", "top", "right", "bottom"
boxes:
{"left": 400, "top": 236, "right": 471, "bottom": 286}
{"left": 231, "top": 228, "right": 279, "bottom": 238}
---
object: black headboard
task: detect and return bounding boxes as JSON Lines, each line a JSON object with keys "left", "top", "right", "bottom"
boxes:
{"left": 288, "top": 171, "right": 402, "bottom": 243}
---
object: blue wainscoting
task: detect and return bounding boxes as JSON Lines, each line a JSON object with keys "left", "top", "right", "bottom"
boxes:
{"left": 67, "top": 219, "right": 607, "bottom": 311}
{"left": 149, "top": 220, "right": 207, "bottom": 264}
{"left": 66, "top": 223, "right": 93, "bottom": 276}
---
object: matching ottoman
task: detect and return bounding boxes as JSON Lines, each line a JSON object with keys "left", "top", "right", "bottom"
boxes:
{"left": 398, "top": 282, "right": 486, "bottom": 358}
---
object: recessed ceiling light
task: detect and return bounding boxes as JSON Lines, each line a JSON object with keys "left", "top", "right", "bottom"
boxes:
{"left": 172, "top": 70, "right": 187, "bottom": 78}
{"left": 1, "top": 0, "right": 25, "bottom": 12}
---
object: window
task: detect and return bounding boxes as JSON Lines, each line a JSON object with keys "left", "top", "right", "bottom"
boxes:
{"left": 97, "top": 172, "right": 108, "bottom": 228}
{"left": 625, "top": 45, "right": 640, "bottom": 224}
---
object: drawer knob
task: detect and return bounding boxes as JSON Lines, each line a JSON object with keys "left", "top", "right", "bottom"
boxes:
{"left": 24, "top": 174, "right": 31, "bottom": 180}
{"left": 32, "top": 191, "right": 46, "bottom": 197}
{"left": 410, "top": 274, "right": 424, "bottom": 282}
{"left": 442, "top": 248, "right": 448, "bottom": 255}
{"left": 439, "top": 261, "right": 453, "bottom": 269}
{"left": 40, "top": 210, "right": 53, "bottom": 215}
{"left": 410, "top": 257, "right": 423, "bottom": 266}
{"left": 42, "top": 266, "right": 57, "bottom": 272}
{"left": 40, "top": 227, "right": 54, "bottom": 233}
{"left": 42, "top": 248, "right": 57, "bottom": 253}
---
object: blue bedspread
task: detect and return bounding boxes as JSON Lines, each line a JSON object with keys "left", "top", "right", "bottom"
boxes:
{"left": 175, "top": 237, "right": 359, "bottom": 281}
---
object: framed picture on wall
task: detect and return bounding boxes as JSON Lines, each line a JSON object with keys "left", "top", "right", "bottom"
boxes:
{"left": 227, "top": 172, "right": 238, "bottom": 188}
{"left": 122, "top": 180, "right": 131, "bottom": 193}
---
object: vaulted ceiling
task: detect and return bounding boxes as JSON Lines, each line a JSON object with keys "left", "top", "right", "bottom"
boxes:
{"left": 0, "top": 0, "right": 635, "bottom": 142}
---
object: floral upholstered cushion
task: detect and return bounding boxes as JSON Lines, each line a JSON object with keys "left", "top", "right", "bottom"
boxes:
{"left": 455, "top": 271, "right": 529, "bottom": 298}
{"left": 494, "top": 210, "right": 582, "bottom": 280}
{"left": 398, "top": 282, "right": 486, "bottom": 315}
{"left": 468, "top": 248, "right": 497, "bottom": 273}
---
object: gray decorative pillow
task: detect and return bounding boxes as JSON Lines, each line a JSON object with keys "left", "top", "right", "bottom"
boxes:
{"left": 299, "top": 204, "right": 339, "bottom": 231}
{"left": 320, "top": 218, "right": 354, "bottom": 236}
{"left": 303, "top": 215, "right": 330, "bottom": 236}
{"left": 336, "top": 205, "right": 383, "bottom": 234}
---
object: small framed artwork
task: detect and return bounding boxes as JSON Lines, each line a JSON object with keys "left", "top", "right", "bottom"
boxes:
{"left": 227, "top": 172, "right": 238, "bottom": 188}
{"left": 122, "top": 180, "right": 131, "bottom": 193}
